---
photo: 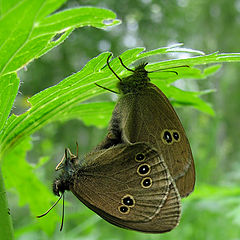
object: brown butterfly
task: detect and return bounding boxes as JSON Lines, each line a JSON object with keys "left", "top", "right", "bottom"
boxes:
{"left": 37, "top": 55, "right": 194, "bottom": 233}
{"left": 41, "top": 142, "right": 181, "bottom": 233}
{"left": 97, "top": 55, "right": 195, "bottom": 198}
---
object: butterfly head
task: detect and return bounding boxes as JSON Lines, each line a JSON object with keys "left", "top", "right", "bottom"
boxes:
{"left": 118, "top": 62, "right": 150, "bottom": 94}
{"left": 53, "top": 143, "right": 80, "bottom": 196}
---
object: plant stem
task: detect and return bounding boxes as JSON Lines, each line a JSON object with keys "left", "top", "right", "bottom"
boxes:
{"left": 0, "top": 167, "right": 14, "bottom": 240}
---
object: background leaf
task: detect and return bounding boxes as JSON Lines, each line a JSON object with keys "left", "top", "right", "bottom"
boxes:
{"left": 2, "top": 136, "right": 59, "bottom": 234}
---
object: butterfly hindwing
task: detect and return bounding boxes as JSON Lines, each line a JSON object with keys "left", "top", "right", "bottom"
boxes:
{"left": 70, "top": 142, "right": 180, "bottom": 232}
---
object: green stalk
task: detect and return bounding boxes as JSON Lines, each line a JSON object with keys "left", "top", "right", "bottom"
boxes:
{"left": 0, "top": 167, "right": 14, "bottom": 240}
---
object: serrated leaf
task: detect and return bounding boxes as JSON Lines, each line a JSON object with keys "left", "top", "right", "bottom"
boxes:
{"left": 143, "top": 52, "right": 240, "bottom": 69}
{"left": 1, "top": 48, "right": 240, "bottom": 157}
{"left": 138, "top": 44, "right": 206, "bottom": 59}
{"left": 167, "top": 46, "right": 205, "bottom": 55}
{"left": 0, "top": 1, "right": 120, "bottom": 75}
{"left": 149, "top": 63, "right": 222, "bottom": 85}
{"left": 35, "top": 7, "right": 120, "bottom": 34}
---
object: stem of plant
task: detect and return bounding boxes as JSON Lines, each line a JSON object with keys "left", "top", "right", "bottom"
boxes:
{"left": 0, "top": 167, "right": 14, "bottom": 240}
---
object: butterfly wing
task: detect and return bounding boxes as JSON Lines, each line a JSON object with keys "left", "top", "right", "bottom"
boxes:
{"left": 103, "top": 85, "right": 195, "bottom": 197}
{"left": 118, "top": 182, "right": 181, "bottom": 233}
{"left": 70, "top": 142, "right": 180, "bottom": 233}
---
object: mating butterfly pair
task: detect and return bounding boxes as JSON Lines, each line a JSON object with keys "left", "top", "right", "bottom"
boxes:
{"left": 38, "top": 55, "right": 195, "bottom": 233}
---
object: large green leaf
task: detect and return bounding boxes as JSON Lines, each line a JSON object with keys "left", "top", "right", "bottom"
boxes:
{"left": 0, "top": 0, "right": 120, "bottom": 150}
{"left": 0, "top": 0, "right": 120, "bottom": 75}
{"left": 0, "top": 0, "right": 120, "bottom": 156}
{"left": 1, "top": 47, "right": 240, "bottom": 157}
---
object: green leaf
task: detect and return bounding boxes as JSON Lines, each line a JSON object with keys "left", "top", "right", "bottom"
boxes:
{"left": 36, "top": 0, "right": 68, "bottom": 21}
{"left": 56, "top": 102, "right": 116, "bottom": 128}
{"left": 0, "top": 1, "right": 120, "bottom": 75}
{"left": 33, "top": 156, "right": 50, "bottom": 169}
{"left": 145, "top": 52, "right": 240, "bottom": 69}
{"left": 203, "top": 64, "right": 222, "bottom": 76}
{"left": 35, "top": 7, "right": 120, "bottom": 34}
{"left": 0, "top": 0, "right": 120, "bottom": 157}
{"left": 155, "top": 83, "right": 215, "bottom": 115}
{"left": 0, "top": 73, "right": 19, "bottom": 133}
{"left": 1, "top": 136, "right": 59, "bottom": 234}
{"left": 0, "top": 0, "right": 20, "bottom": 15}
{"left": 0, "top": 0, "right": 44, "bottom": 74}
{"left": 185, "top": 184, "right": 240, "bottom": 200}
{"left": 149, "top": 63, "right": 222, "bottom": 84}
{"left": 0, "top": 52, "right": 111, "bottom": 156}
{"left": 139, "top": 43, "right": 205, "bottom": 59}
{"left": 1, "top": 48, "right": 240, "bottom": 157}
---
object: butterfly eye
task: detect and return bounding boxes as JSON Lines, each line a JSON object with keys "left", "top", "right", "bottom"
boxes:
{"left": 121, "top": 195, "right": 135, "bottom": 207}
{"left": 135, "top": 153, "right": 145, "bottom": 162}
{"left": 172, "top": 130, "right": 181, "bottom": 142}
{"left": 137, "top": 164, "right": 151, "bottom": 176}
{"left": 141, "top": 177, "right": 152, "bottom": 188}
{"left": 161, "top": 129, "right": 173, "bottom": 144}
{"left": 118, "top": 205, "right": 130, "bottom": 214}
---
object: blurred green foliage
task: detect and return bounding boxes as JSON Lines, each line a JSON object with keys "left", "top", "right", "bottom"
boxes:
{"left": 1, "top": 0, "right": 240, "bottom": 239}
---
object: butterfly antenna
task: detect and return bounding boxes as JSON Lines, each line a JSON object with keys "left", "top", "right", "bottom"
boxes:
{"left": 162, "top": 70, "right": 178, "bottom": 75}
{"left": 148, "top": 65, "right": 190, "bottom": 73}
{"left": 36, "top": 194, "right": 63, "bottom": 218}
{"left": 60, "top": 193, "right": 65, "bottom": 231}
{"left": 118, "top": 57, "right": 135, "bottom": 72}
{"left": 94, "top": 83, "right": 119, "bottom": 94}
{"left": 106, "top": 54, "right": 122, "bottom": 82}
